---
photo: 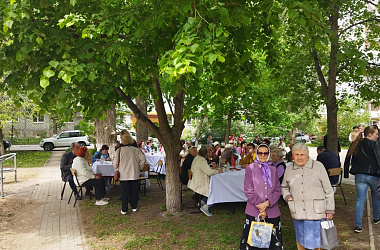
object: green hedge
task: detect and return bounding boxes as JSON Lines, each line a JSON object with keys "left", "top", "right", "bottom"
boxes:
{"left": 11, "top": 137, "right": 41, "bottom": 145}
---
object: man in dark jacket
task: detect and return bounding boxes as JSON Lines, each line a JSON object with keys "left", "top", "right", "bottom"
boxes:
{"left": 316, "top": 146, "right": 341, "bottom": 185}
{"left": 180, "top": 147, "right": 197, "bottom": 185}
{"left": 60, "top": 142, "right": 81, "bottom": 199}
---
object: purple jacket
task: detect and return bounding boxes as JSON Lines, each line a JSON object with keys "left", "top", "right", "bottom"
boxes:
{"left": 244, "top": 162, "right": 281, "bottom": 218}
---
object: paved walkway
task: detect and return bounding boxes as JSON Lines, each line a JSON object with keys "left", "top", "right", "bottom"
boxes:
{"left": 0, "top": 151, "right": 86, "bottom": 250}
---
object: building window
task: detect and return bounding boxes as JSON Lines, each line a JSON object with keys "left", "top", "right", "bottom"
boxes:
{"left": 33, "top": 114, "right": 44, "bottom": 123}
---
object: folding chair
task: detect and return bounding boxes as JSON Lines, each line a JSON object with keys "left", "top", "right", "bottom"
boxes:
{"left": 149, "top": 160, "right": 164, "bottom": 190}
{"left": 139, "top": 164, "right": 150, "bottom": 195}
{"left": 61, "top": 180, "right": 67, "bottom": 200}
{"left": 68, "top": 168, "right": 90, "bottom": 207}
{"left": 328, "top": 167, "right": 347, "bottom": 206}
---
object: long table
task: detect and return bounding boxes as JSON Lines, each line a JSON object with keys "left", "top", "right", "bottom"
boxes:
{"left": 92, "top": 161, "right": 115, "bottom": 177}
{"left": 207, "top": 169, "right": 247, "bottom": 206}
{"left": 145, "top": 153, "right": 166, "bottom": 175}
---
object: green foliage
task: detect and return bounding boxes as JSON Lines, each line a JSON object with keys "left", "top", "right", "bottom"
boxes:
{"left": 319, "top": 98, "right": 371, "bottom": 146}
{"left": 3, "top": 151, "right": 51, "bottom": 168}
{"left": 74, "top": 120, "right": 95, "bottom": 138}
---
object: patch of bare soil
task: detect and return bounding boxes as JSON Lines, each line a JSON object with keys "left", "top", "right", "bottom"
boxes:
{"left": 0, "top": 167, "right": 42, "bottom": 238}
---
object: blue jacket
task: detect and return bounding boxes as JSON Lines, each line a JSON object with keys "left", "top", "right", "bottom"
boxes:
{"left": 317, "top": 150, "right": 341, "bottom": 184}
{"left": 91, "top": 150, "right": 110, "bottom": 164}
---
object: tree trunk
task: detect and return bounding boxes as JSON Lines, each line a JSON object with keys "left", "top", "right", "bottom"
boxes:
{"left": 195, "top": 116, "right": 205, "bottom": 147}
{"left": 94, "top": 106, "right": 117, "bottom": 157}
{"left": 0, "top": 127, "right": 5, "bottom": 156}
{"left": 225, "top": 113, "right": 232, "bottom": 144}
{"left": 136, "top": 97, "right": 148, "bottom": 141}
{"left": 326, "top": 4, "right": 339, "bottom": 155}
{"left": 52, "top": 115, "right": 58, "bottom": 135}
{"left": 162, "top": 141, "right": 181, "bottom": 213}
{"left": 289, "top": 128, "right": 296, "bottom": 144}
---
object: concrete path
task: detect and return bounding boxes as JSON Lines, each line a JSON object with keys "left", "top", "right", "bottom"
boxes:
{"left": 0, "top": 151, "right": 86, "bottom": 250}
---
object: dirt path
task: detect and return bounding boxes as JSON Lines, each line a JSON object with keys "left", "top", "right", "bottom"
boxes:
{"left": 0, "top": 151, "right": 86, "bottom": 250}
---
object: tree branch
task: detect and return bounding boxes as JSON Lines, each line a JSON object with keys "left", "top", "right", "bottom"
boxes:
{"left": 336, "top": 60, "right": 351, "bottom": 75}
{"left": 312, "top": 49, "right": 328, "bottom": 97}
{"left": 151, "top": 76, "right": 171, "bottom": 134}
{"left": 113, "top": 86, "right": 160, "bottom": 138}
{"left": 339, "top": 18, "right": 380, "bottom": 36}
{"left": 363, "top": 0, "right": 378, "bottom": 7}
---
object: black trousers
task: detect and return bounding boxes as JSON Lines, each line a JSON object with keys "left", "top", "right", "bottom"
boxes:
{"left": 83, "top": 178, "right": 106, "bottom": 200}
{"left": 66, "top": 176, "right": 79, "bottom": 196}
{"left": 120, "top": 180, "right": 139, "bottom": 212}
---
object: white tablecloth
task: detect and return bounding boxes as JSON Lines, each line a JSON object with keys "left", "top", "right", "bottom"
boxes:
{"left": 92, "top": 161, "right": 115, "bottom": 177}
{"left": 207, "top": 169, "right": 247, "bottom": 206}
{"left": 145, "top": 153, "right": 166, "bottom": 175}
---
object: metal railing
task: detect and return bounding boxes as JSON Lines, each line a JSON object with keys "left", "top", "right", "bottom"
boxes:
{"left": 0, "top": 153, "right": 17, "bottom": 197}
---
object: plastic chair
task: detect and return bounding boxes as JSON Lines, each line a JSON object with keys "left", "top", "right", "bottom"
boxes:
{"left": 328, "top": 168, "right": 347, "bottom": 206}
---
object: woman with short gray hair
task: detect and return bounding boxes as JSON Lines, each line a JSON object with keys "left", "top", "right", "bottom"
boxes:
{"left": 281, "top": 143, "right": 334, "bottom": 249}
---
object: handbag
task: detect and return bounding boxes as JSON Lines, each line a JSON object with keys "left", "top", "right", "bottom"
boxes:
{"left": 320, "top": 220, "right": 339, "bottom": 250}
{"left": 114, "top": 148, "right": 121, "bottom": 182}
{"left": 247, "top": 217, "right": 273, "bottom": 248}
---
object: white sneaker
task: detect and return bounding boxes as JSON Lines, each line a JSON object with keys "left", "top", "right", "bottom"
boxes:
{"left": 101, "top": 198, "right": 110, "bottom": 201}
{"left": 132, "top": 209, "right": 137, "bottom": 212}
{"left": 95, "top": 200, "right": 108, "bottom": 206}
{"left": 121, "top": 210, "right": 127, "bottom": 215}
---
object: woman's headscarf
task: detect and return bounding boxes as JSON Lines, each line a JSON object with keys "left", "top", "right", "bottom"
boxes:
{"left": 254, "top": 144, "right": 272, "bottom": 188}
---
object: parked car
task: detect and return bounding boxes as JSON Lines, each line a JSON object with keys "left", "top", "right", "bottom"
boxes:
{"left": 39, "top": 130, "right": 90, "bottom": 151}
{"left": 295, "top": 132, "right": 311, "bottom": 143}
{"left": 309, "top": 135, "right": 318, "bottom": 143}
{"left": 3, "top": 139, "right": 11, "bottom": 151}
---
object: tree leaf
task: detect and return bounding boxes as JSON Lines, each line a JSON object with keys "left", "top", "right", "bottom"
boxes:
{"left": 10, "top": 0, "right": 16, "bottom": 5}
{"left": 40, "top": 76, "right": 50, "bottom": 88}
{"left": 43, "top": 67, "right": 55, "bottom": 78}
{"left": 62, "top": 73, "right": 71, "bottom": 83}
{"left": 49, "top": 61, "right": 59, "bottom": 68}
{"left": 5, "top": 20, "right": 14, "bottom": 29}
{"left": 70, "top": 0, "right": 76, "bottom": 6}
{"left": 36, "top": 36, "right": 43, "bottom": 45}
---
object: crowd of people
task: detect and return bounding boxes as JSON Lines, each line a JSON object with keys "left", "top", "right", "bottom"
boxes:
{"left": 59, "top": 125, "right": 380, "bottom": 249}
{"left": 184, "top": 129, "right": 380, "bottom": 250}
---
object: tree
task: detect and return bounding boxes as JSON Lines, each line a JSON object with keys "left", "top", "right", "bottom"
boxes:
{"left": 279, "top": 0, "right": 380, "bottom": 154}
{"left": 0, "top": 92, "right": 33, "bottom": 155}
{"left": 1, "top": 1, "right": 279, "bottom": 212}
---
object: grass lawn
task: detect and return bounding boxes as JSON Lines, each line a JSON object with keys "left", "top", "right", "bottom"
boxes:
{"left": 2, "top": 151, "right": 52, "bottom": 168}
{"left": 78, "top": 180, "right": 369, "bottom": 249}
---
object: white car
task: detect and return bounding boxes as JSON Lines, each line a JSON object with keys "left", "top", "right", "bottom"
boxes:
{"left": 295, "top": 133, "right": 311, "bottom": 143}
{"left": 39, "top": 130, "right": 91, "bottom": 151}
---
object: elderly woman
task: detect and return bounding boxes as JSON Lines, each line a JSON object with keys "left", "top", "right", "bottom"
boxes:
{"left": 115, "top": 132, "right": 146, "bottom": 214}
{"left": 344, "top": 126, "right": 380, "bottom": 233}
{"left": 281, "top": 143, "right": 334, "bottom": 250}
{"left": 271, "top": 148, "right": 286, "bottom": 183}
{"left": 72, "top": 147, "right": 108, "bottom": 206}
{"left": 188, "top": 146, "right": 223, "bottom": 216}
{"left": 221, "top": 143, "right": 239, "bottom": 164}
{"left": 240, "top": 144, "right": 282, "bottom": 249}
